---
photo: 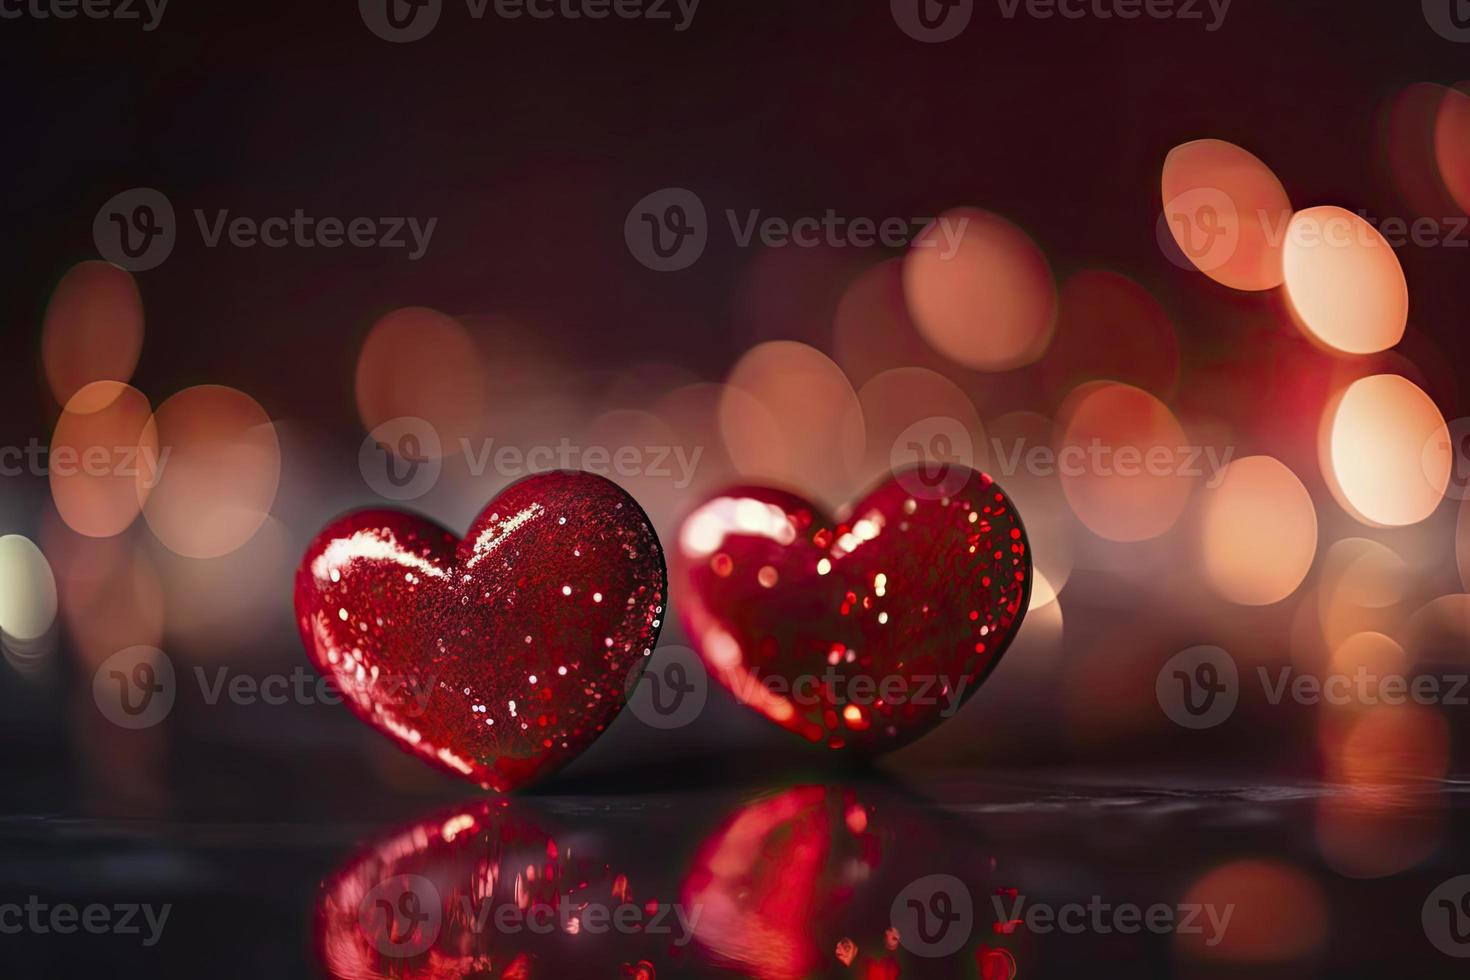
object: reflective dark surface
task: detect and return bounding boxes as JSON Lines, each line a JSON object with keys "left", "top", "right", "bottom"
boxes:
{"left": 1, "top": 766, "right": 1465, "bottom": 977}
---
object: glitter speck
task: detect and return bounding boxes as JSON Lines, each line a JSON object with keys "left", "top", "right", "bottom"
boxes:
{"left": 338, "top": 608, "right": 348, "bottom": 621}
{"left": 561, "top": 585, "right": 572, "bottom": 596}
{"left": 593, "top": 592, "right": 603, "bottom": 603}
{"left": 757, "top": 565, "right": 779, "bottom": 588}
{"left": 817, "top": 558, "right": 832, "bottom": 575}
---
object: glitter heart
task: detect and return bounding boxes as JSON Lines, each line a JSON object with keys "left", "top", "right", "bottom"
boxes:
{"left": 673, "top": 468, "right": 1030, "bottom": 751}
{"left": 295, "top": 471, "right": 667, "bottom": 791}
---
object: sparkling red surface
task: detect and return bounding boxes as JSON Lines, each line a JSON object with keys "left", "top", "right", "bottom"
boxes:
{"left": 295, "top": 471, "right": 667, "bottom": 791}
{"left": 674, "top": 467, "right": 1031, "bottom": 752}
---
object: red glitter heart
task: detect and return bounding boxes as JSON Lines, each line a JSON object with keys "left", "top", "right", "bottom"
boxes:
{"left": 673, "top": 468, "right": 1030, "bottom": 751}
{"left": 295, "top": 471, "right": 667, "bottom": 791}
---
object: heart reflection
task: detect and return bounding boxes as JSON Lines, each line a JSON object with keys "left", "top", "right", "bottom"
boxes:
{"left": 680, "top": 785, "right": 1010, "bottom": 979}
{"left": 316, "top": 799, "right": 688, "bottom": 979}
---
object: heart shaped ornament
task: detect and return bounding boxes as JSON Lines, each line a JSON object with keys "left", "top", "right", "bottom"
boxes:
{"left": 673, "top": 467, "right": 1030, "bottom": 752}
{"left": 295, "top": 471, "right": 667, "bottom": 791}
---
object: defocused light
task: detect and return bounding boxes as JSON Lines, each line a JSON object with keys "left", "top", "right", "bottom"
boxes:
{"left": 355, "top": 307, "right": 486, "bottom": 456}
{"left": 1200, "top": 456, "right": 1316, "bottom": 605}
{"left": 1316, "top": 784, "right": 1445, "bottom": 879}
{"left": 1057, "top": 382, "right": 1193, "bottom": 541}
{"left": 1328, "top": 704, "right": 1450, "bottom": 785}
{"left": 42, "top": 521, "right": 164, "bottom": 670}
{"left": 154, "top": 515, "right": 290, "bottom": 655}
{"left": 1160, "top": 139, "right": 1291, "bottom": 291}
{"left": 903, "top": 208, "right": 1056, "bottom": 371}
{"left": 832, "top": 259, "right": 940, "bottom": 387}
{"left": 1322, "top": 374, "right": 1448, "bottom": 526}
{"left": 41, "top": 261, "right": 143, "bottom": 408}
{"left": 988, "top": 410, "right": 1074, "bottom": 599}
{"left": 1435, "top": 83, "right": 1470, "bottom": 214}
{"left": 1176, "top": 861, "right": 1326, "bottom": 962}
{"left": 720, "top": 341, "right": 864, "bottom": 504}
{"left": 143, "top": 385, "right": 280, "bottom": 558}
{"left": 0, "top": 535, "right": 58, "bottom": 645}
{"left": 1042, "top": 269, "right": 1179, "bottom": 400}
{"left": 1380, "top": 83, "right": 1462, "bottom": 218}
{"left": 1321, "top": 538, "right": 1409, "bottom": 610}
{"left": 50, "top": 381, "right": 157, "bottom": 538}
{"left": 855, "top": 367, "right": 985, "bottom": 488}
{"left": 1400, "top": 594, "right": 1470, "bottom": 667}
{"left": 1283, "top": 207, "right": 1408, "bottom": 354}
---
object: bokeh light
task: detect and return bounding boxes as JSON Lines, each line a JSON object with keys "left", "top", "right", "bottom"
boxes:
{"left": 854, "top": 366, "right": 985, "bottom": 489}
{"left": 355, "top": 306, "right": 486, "bottom": 456}
{"left": 142, "top": 385, "right": 281, "bottom": 558}
{"left": 720, "top": 341, "right": 864, "bottom": 505}
{"left": 1160, "top": 139, "right": 1291, "bottom": 291}
{"left": 902, "top": 208, "right": 1056, "bottom": 371}
{"left": 1041, "top": 269, "right": 1179, "bottom": 402}
{"left": 1435, "top": 83, "right": 1470, "bottom": 215}
{"left": 832, "top": 258, "right": 945, "bottom": 387}
{"left": 49, "top": 381, "right": 158, "bottom": 538}
{"left": 1057, "top": 382, "right": 1193, "bottom": 542}
{"left": 1200, "top": 455, "right": 1316, "bottom": 605}
{"left": 41, "top": 261, "right": 144, "bottom": 408}
{"left": 1176, "top": 861, "right": 1326, "bottom": 963}
{"left": 1322, "top": 374, "right": 1449, "bottom": 527}
{"left": 1282, "top": 206, "right": 1408, "bottom": 354}
{"left": 0, "top": 535, "right": 59, "bottom": 651}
